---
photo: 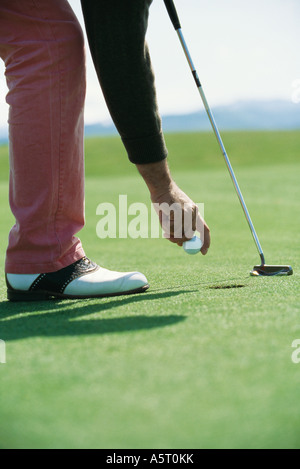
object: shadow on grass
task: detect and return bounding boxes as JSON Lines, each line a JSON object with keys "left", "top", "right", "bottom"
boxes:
{"left": 0, "top": 291, "right": 188, "bottom": 341}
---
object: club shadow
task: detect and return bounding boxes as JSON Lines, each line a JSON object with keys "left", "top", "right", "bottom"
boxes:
{"left": 0, "top": 290, "right": 189, "bottom": 341}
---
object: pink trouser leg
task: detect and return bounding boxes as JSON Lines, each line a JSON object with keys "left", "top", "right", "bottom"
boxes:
{"left": 0, "top": 0, "right": 86, "bottom": 274}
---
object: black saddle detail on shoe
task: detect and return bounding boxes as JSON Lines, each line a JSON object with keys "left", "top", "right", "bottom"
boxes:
{"left": 29, "top": 257, "right": 99, "bottom": 294}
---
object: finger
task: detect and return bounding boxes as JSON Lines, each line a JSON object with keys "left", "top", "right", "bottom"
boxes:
{"left": 192, "top": 205, "right": 197, "bottom": 232}
{"left": 163, "top": 232, "right": 186, "bottom": 246}
{"left": 195, "top": 212, "right": 211, "bottom": 255}
{"left": 163, "top": 232, "right": 182, "bottom": 245}
{"left": 200, "top": 223, "right": 211, "bottom": 255}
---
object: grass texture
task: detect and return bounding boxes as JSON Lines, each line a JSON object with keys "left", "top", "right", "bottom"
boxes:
{"left": 0, "top": 131, "right": 299, "bottom": 449}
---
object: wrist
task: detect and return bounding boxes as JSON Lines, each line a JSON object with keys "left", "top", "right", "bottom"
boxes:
{"left": 136, "top": 159, "right": 173, "bottom": 198}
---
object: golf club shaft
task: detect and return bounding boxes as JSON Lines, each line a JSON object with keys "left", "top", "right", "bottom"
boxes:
{"left": 163, "top": 0, "right": 265, "bottom": 265}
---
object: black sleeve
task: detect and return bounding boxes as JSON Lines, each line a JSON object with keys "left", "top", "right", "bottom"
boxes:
{"left": 80, "top": 0, "right": 168, "bottom": 164}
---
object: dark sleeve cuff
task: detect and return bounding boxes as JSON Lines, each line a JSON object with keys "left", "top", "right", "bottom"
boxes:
{"left": 122, "top": 131, "right": 168, "bottom": 165}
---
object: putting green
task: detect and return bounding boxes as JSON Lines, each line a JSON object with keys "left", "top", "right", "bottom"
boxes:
{"left": 0, "top": 131, "right": 299, "bottom": 449}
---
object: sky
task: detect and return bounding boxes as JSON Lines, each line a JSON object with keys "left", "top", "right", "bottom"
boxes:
{"left": 0, "top": 0, "right": 299, "bottom": 130}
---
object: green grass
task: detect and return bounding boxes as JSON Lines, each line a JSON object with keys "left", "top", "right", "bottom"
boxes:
{"left": 0, "top": 131, "right": 300, "bottom": 449}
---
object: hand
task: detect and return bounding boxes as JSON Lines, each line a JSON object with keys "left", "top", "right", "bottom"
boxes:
{"left": 151, "top": 181, "right": 210, "bottom": 254}
{"left": 136, "top": 160, "right": 211, "bottom": 255}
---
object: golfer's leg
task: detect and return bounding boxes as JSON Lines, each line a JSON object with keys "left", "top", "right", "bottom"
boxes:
{"left": 80, "top": 0, "right": 168, "bottom": 165}
{"left": 0, "top": 0, "right": 86, "bottom": 274}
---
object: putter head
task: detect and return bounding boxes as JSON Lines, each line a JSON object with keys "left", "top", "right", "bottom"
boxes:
{"left": 251, "top": 264, "right": 293, "bottom": 277}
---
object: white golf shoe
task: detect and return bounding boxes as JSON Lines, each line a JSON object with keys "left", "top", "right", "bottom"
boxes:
{"left": 6, "top": 257, "right": 149, "bottom": 302}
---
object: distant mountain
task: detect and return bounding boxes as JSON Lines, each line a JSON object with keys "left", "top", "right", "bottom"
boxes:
{"left": 84, "top": 122, "right": 118, "bottom": 137}
{"left": 0, "top": 100, "right": 299, "bottom": 143}
{"left": 0, "top": 126, "right": 8, "bottom": 145}
{"left": 85, "top": 100, "right": 300, "bottom": 136}
{"left": 161, "top": 100, "right": 300, "bottom": 133}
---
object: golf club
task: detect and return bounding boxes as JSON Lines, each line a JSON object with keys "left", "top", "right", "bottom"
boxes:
{"left": 163, "top": 0, "right": 293, "bottom": 276}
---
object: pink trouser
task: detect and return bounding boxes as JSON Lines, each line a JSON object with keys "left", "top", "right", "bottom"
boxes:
{"left": 0, "top": 0, "right": 86, "bottom": 274}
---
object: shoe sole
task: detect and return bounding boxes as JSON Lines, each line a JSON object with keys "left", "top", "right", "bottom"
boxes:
{"left": 7, "top": 284, "right": 150, "bottom": 302}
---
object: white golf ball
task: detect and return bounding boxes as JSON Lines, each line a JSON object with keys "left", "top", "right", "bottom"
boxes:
{"left": 183, "top": 235, "right": 203, "bottom": 255}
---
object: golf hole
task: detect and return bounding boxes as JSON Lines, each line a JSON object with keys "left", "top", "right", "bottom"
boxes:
{"left": 209, "top": 284, "right": 246, "bottom": 290}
